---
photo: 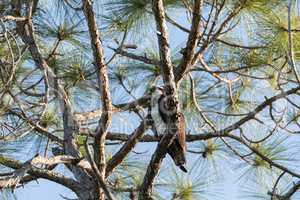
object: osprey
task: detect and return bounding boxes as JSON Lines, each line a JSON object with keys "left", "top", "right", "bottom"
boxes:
{"left": 150, "top": 87, "right": 187, "bottom": 172}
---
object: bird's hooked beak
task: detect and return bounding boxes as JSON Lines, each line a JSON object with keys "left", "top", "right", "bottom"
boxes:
{"left": 150, "top": 86, "right": 164, "bottom": 96}
{"left": 156, "top": 86, "right": 164, "bottom": 92}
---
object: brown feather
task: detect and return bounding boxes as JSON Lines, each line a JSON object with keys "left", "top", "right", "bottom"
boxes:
{"left": 177, "top": 113, "right": 186, "bottom": 152}
{"left": 166, "top": 112, "right": 187, "bottom": 172}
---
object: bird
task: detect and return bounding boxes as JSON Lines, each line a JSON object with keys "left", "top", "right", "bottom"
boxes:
{"left": 150, "top": 86, "right": 187, "bottom": 173}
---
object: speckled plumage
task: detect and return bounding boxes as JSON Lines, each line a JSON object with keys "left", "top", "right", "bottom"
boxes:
{"left": 150, "top": 87, "right": 187, "bottom": 172}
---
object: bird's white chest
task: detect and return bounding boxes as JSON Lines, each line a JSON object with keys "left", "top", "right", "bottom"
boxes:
{"left": 151, "top": 102, "right": 167, "bottom": 136}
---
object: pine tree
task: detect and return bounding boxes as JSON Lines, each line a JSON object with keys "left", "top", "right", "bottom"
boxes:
{"left": 1, "top": 0, "right": 300, "bottom": 199}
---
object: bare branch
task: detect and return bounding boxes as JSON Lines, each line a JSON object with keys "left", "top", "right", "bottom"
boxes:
{"left": 84, "top": 140, "right": 115, "bottom": 200}
{"left": 108, "top": 47, "right": 160, "bottom": 66}
{"left": 82, "top": 0, "right": 113, "bottom": 177}
{"left": 0, "top": 154, "right": 81, "bottom": 193}
{"left": 175, "top": 0, "right": 203, "bottom": 83}
{"left": 106, "top": 118, "right": 151, "bottom": 177}
{"left": 0, "top": 15, "right": 27, "bottom": 21}
{"left": 139, "top": 132, "right": 176, "bottom": 200}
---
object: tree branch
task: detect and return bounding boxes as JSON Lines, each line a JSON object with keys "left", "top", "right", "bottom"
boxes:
{"left": 84, "top": 140, "right": 115, "bottom": 200}
{"left": 82, "top": 0, "right": 113, "bottom": 176}
{"left": 0, "top": 154, "right": 81, "bottom": 193}
{"left": 175, "top": 0, "right": 203, "bottom": 83}
{"left": 14, "top": 0, "right": 80, "bottom": 158}
{"left": 139, "top": 0, "right": 181, "bottom": 199}
{"left": 106, "top": 118, "right": 151, "bottom": 177}
{"left": 13, "top": 1, "right": 93, "bottom": 192}
{"left": 108, "top": 47, "right": 160, "bottom": 66}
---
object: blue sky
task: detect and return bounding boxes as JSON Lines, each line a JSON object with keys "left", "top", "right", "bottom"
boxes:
{"left": 1, "top": 0, "right": 300, "bottom": 200}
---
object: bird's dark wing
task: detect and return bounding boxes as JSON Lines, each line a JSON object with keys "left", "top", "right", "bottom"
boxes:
{"left": 166, "top": 112, "right": 187, "bottom": 172}
{"left": 158, "top": 94, "right": 168, "bottom": 123}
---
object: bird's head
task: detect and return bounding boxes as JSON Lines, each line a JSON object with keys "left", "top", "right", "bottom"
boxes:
{"left": 152, "top": 86, "right": 164, "bottom": 96}
{"left": 150, "top": 86, "right": 164, "bottom": 105}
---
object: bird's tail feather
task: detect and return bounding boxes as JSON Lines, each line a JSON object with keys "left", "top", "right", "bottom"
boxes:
{"left": 179, "top": 165, "right": 188, "bottom": 173}
{"left": 167, "top": 138, "right": 187, "bottom": 173}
